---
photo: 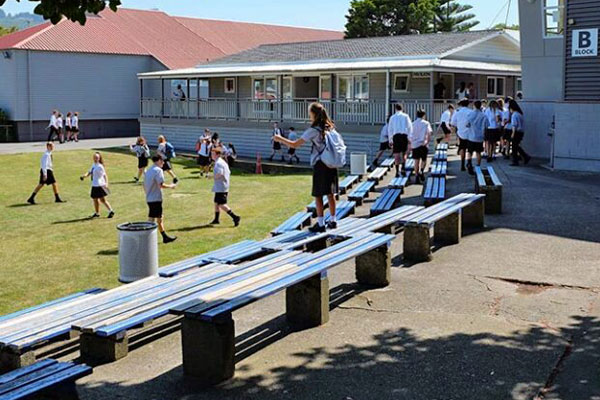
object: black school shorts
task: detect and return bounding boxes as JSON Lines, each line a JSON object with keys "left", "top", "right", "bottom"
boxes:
{"left": 147, "top": 201, "right": 163, "bottom": 218}
{"left": 162, "top": 160, "right": 172, "bottom": 171}
{"left": 138, "top": 156, "right": 149, "bottom": 169}
{"left": 197, "top": 155, "right": 210, "bottom": 166}
{"left": 379, "top": 141, "right": 391, "bottom": 151}
{"left": 485, "top": 128, "right": 500, "bottom": 142}
{"left": 39, "top": 169, "right": 56, "bottom": 185}
{"left": 458, "top": 138, "right": 470, "bottom": 151}
{"left": 392, "top": 134, "right": 409, "bottom": 154}
{"left": 468, "top": 141, "right": 484, "bottom": 153}
{"left": 412, "top": 145, "right": 428, "bottom": 161}
{"left": 312, "top": 161, "right": 339, "bottom": 197}
{"left": 214, "top": 192, "right": 228, "bottom": 205}
{"left": 441, "top": 122, "right": 451, "bottom": 135}
{"left": 91, "top": 186, "right": 109, "bottom": 199}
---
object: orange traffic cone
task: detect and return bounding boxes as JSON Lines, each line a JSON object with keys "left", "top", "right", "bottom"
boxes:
{"left": 256, "top": 153, "right": 263, "bottom": 174}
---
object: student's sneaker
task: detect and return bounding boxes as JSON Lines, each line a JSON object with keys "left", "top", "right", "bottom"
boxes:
{"left": 173, "top": 177, "right": 179, "bottom": 184}
{"left": 210, "top": 219, "right": 220, "bottom": 225}
{"left": 91, "top": 213, "right": 100, "bottom": 218}
{"left": 27, "top": 197, "right": 35, "bottom": 205}
{"left": 55, "top": 198, "right": 65, "bottom": 203}
{"left": 163, "top": 235, "right": 177, "bottom": 244}
{"left": 327, "top": 221, "right": 338, "bottom": 230}
{"left": 233, "top": 215, "right": 241, "bottom": 227}
{"left": 419, "top": 173, "right": 425, "bottom": 182}
{"left": 461, "top": 165, "right": 466, "bottom": 172}
{"left": 415, "top": 174, "right": 421, "bottom": 184}
{"left": 107, "top": 210, "right": 115, "bottom": 219}
{"left": 467, "top": 165, "right": 475, "bottom": 175}
{"left": 133, "top": 177, "right": 139, "bottom": 182}
{"left": 308, "top": 223, "right": 326, "bottom": 233}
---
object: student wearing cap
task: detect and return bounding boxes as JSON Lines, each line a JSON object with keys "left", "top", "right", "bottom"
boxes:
{"left": 387, "top": 104, "right": 413, "bottom": 178}
{"left": 210, "top": 147, "right": 241, "bottom": 227}
{"left": 409, "top": 109, "right": 432, "bottom": 184}
{"left": 144, "top": 155, "right": 178, "bottom": 244}
{"left": 27, "top": 142, "right": 64, "bottom": 204}
{"left": 450, "top": 99, "right": 475, "bottom": 172}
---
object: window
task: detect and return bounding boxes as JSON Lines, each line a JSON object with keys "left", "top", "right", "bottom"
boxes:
{"left": 224, "top": 78, "right": 235, "bottom": 94}
{"left": 543, "top": 0, "right": 565, "bottom": 38}
{"left": 253, "top": 77, "right": 278, "bottom": 100}
{"left": 320, "top": 75, "right": 332, "bottom": 100}
{"left": 265, "top": 78, "right": 278, "bottom": 100}
{"left": 393, "top": 74, "right": 410, "bottom": 93}
{"left": 282, "top": 77, "right": 293, "bottom": 100}
{"left": 487, "top": 77, "right": 506, "bottom": 97}
{"left": 517, "top": 78, "right": 523, "bottom": 92}
{"left": 337, "top": 75, "right": 369, "bottom": 100}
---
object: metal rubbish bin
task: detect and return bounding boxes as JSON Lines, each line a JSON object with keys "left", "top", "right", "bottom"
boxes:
{"left": 117, "top": 222, "right": 159, "bottom": 283}
{"left": 350, "top": 152, "right": 367, "bottom": 176}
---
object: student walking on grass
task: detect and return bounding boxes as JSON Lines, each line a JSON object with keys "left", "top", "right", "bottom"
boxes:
{"left": 286, "top": 127, "right": 300, "bottom": 164}
{"left": 466, "top": 101, "right": 489, "bottom": 175}
{"left": 130, "top": 136, "right": 150, "bottom": 182}
{"left": 144, "top": 155, "right": 177, "bottom": 244}
{"left": 80, "top": 152, "right": 115, "bottom": 218}
{"left": 210, "top": 147, "right": 241, "bottom": 227}
{"left": 157, "top": 135, "right": 178, "bottom": 184}
{"left": 27, "top": 142, "right": 64, "bottom": 204}
{"left": 387, "top": 104, "right": 413, "bottom": 178}
{"left": 409, "top": 110, "right": 432, "bottom": 184}
{"left": 509, "top": 100, "right": 531, "bottom": 167}
{"left": 195, "top": 129, "right": 212, "bottom": 177}
{"left": 274, "top": 102, "right": 345, "bottom": 233}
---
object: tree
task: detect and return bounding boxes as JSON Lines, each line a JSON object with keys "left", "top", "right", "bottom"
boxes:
{"left": 0, "top": 25, "right": 18, "bottom": 37}
{"left": 345, "top": 0, "right": 438, "bottom": 38}
{"left": 0, "top": 0, "right": 121, "bottom": 25}
{"left": 434, "top": 0, "right": 479, "bottom": 32}
{"left": 492, "top": 23, "right": 519, "bottom": 31}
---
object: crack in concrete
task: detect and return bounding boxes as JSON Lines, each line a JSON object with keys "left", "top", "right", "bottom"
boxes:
{"left": 533, "top": 339, "right": 574, "bottom": 400}
{"left": 337, "top": 305, "right": 404, "bottom": 315}
{"left": 481, "top": 276, "right": 600, "bottom": 293}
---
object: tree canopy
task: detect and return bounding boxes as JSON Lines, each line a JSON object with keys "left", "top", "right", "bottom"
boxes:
{"left": 345, "top": 0, "right": 480, "bottom": 38}
{"left": 0, "top": 0, "right": 121, "bottom": 25}
{"left": 0, "top": 25, "right": 18, "bottom": 37}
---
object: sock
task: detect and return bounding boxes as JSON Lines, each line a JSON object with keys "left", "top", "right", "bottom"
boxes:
{"left": 395, "top": 164, "right": 400, "bottom": 175}
{"left": 317, "top": 216, "right": 325, "bottom": 227}
{"left": 227, "top": 210, "right": 237, "bottom": 219}
{"left": 54, "top": 193, "right": 61, "bottom": 201}
{"left": 161, "top": 231, "right": 169, "bottom": 239}
{"left": 29, "top": 192, "right": 36, "bottom": 200}
{"left": 214, "top": 212, "right": 220, "bottom": 222}
{"left": 331, "top": 215, "right": 337, "bottom": 223}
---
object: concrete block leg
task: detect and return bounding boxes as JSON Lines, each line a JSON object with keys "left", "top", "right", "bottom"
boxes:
{"left": 356, "top": 244, "right": 391, "bottom": 287}
{"left": 463, "top": 199, "right": 485, "bottom": 228}
{"left": 484, "top": 188, "right": 502, "bottom": 214}
{"left": 80, "top": 332, "right": 129, "bottom": 364}
{"left": 403, "top": 224, "right": 432, "bottom": 262}
{"left": 182, "top": 313, "right": 235, "bottom": 385}
{"left": 43, "top": 382, "right": 80, "bottom": 400}
{"left": 286, "top": 272, "right": 329, "bottom": 329}
{"left": 306, "top": 237, "right": 330, "bottom": 252}
{"left": 434, "top": 211, "right": 462, "bottom": 245}
{"left": 0, "top": 348, "right": 36, "bottom": 372}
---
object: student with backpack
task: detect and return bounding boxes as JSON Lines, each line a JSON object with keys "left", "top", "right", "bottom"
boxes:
{"left": 80, "top": 152, "right": 115, "bottom": 218}
{"left": 130, "top": 136, "right": 151, "bottom": 182}
{"left": 27, "top": 142, "right": 65, "bottom": 204}
{"left": 274, "top": 102, "right": 345, "bottom": 233}
{"left": 210, "top": 147, "right": 241, "bottom": 227}
{"left": 157, "top": 135, "right": 178, "bottom": 184}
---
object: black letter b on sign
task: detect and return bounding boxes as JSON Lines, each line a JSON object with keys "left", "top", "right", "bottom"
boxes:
{"left": 579, "top": 32, "right": 592, "bottom": 48}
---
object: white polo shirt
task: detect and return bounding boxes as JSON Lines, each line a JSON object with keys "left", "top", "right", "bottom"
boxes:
{"left": 89, "top": 163, "right": 107, "bottom": 187}
{"left": 41, "top": 151, "right": 53, "bottom": 174}
{"left": 485, "top": 108, "right": 501, "bottom": 129}
{"left": 409, "top": 118, "right": 432, "bottom": 148}
{"left": 450, "top": 107, "right": 475, "bottom": 140}
{"left": 440, "top": 110, "right": 453, "bottom": 125}
{"left": 387, "top": 111, "right": 413, "bottom": 142}
{"left": 379, "top": 124, "right": 389, "bottom": 143}
{"left": 469, "top": 110, "right": 489, "bottom": 143}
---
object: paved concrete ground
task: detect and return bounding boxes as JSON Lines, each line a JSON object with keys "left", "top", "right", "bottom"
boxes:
{"left": 47, "top": 151, "right": 599, "bottom": 399}
{"left": 0, "top": 138, "right": 133, "bottom": 154}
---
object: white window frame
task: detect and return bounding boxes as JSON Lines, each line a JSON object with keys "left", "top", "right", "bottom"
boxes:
{"left": 336, "top": 74, "right": 370, "bottom": 101}
{"left": 487, "top": 76, "right": 506, "bottom": 97}
{"left": 251, "top": 76, "right": 278, "bottom": 100}
{"left": 319, "top": 75, "right": 333, "bottom": 101}
{"left": 224, "top": 78, "right": 235, "bottom": 94}
{"left": 542, "top": 0, "right": 565, "bottom": 39}
{"left": 282, "top": 76, "right": 293, "bottom": 100}
{"left": 516, "top": 77, "right": 523, "bottom": 92}
{"left": 393, "top": 73, "right": 411, "bottom": 93}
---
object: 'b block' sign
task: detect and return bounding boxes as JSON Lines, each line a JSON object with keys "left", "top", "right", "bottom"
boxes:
{"left": 572, "top": 29, "right": 598, "bottom": 57}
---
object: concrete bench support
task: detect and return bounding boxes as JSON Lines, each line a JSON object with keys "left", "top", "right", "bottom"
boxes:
{"left": 182, "top": 313, "right": 235, "bottom": 385}
{"left": 434, "top": 211, "right": 462, "bottom": 245}
{"left": 0, "top": 348, "right": 36, "bottom": 372}
{"left": 462, "top": 198, "right": 485, "bottom": 228}
{"left": 481, "top": 187, "right": 502, "bottom": 214}
{"left": 80, "top": 332, "right": 129, "bottom": 364}
{"left": 403, "top": 224, "right": 432, "bottom": 262}
{"left": 286, "top": 272, "right": 329, "bottom": 329}
{"left": 355, "top": 244, "right": 391, "bottom": 287}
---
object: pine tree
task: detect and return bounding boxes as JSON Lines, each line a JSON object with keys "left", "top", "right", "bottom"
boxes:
{"left": 434, "top": 0, "right": 479, "bottom": 32}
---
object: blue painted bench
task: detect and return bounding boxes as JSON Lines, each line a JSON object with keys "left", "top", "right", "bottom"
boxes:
{"left": 307, "top": 196, "right": 329, "bottom": 217}
{"left": 370, "top": 189, "right": 402, "bottom": 217}
{"left": 335, "top": 205, "right": 424, "bottom": 236}
{"left": 380, "top": 158, "right": 395, "bottom": 168}
{"left": 0, "top": 359, "right": 92, "bottom": 400}
{"left": 404, "top": 159, "right": 415, "bottom": 172}
{"left": 423, "top": 177, "right": 446, "bottom": 206}
{"left": 429, "top": 161, "right": 447, "bottom": 177}
{"left": 271, "top": 212, "right": 312, "bottom": 236}
{"left": 171, "top": 231, "right": 396, "bottom": 385}
{"left": 389, "top": 174, "right": 411, "bottom": 192}
{"left": 367, "top": 167, "right": 388, "bottom": 182}
{"left": 347, "top": 181, "right": 376, "bottom": 206}
{"left": 433, "top": 149, "right": 447, "bottom": 162}
{"left": 0, "top": 289, "right": 104, "bottom": 370}
{"left": 403, "top": 193, "right": 486, "bottom": 262}
{"left": 474, "top": 166, "right": 502, "bottom": 214}
{"left": 324, "top": 201, "right": 356, "bottom": 223}
{"left": 436, "top": 143, "right": 449, "bottom": 151}
{"left": 338, "top": 175, "right": 359, "bottom": 195}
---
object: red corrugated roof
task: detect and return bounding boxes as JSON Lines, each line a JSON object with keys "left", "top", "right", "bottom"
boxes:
{"left": 0, "top": 8, "right": 343, "bottom": 69}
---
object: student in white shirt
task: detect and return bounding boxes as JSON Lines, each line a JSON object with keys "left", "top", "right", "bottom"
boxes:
{"left": 269, "top": 122, "right": 285, "bottom": 162}
{"left": 467, "top": 101, "right": 489, "bottom": 174}
{"left": 210, "top": 147, "right": 241, "bottom": 227}
{"left": 145, "top": 155, "right": 178, "bottom": 244}
{"left": 456, "top": 82, "right": 468, "bottom": 100}
{"left": 173, "top": 84, "right": 186, "bottom": 117}
{"left": 65, "top": 112, "right": 73, "bottom": 142}
{"left": 286, "top": 127, "right": 300, "bottom": 164}
{"left": 509, "top": 100, "right": 531, "bottom": 167}
{"left": 157, "top": 135, "right": 178, "bottom": 183}
{"left": 371, "top": 115, "right": 392, "bottom": 168}
{"left": 409, "top": 110, "right": 432, "bottom": 183}
{"left": 71, "top": 112, "right": 80, "bottom": 142}
{"left": 224, "top": 142, "right": 238, "bottom": 167}
{"left": 195, "top": 129, "right": 212, "bottom": 177}
{"left": 47, "top": 110, "right": 58, "bottom": 142}
{"left": 130, "top": 136, "right": 150, "bottom": 182}
{"left": 387, "top": 104, "right": 413, "bottom": 178}
{"left": 499, "top": 98, "right": 512, "bottom": 159}
{"left": 27, "top": 142, "right": 64, "bottom": 204}
{"left": 484, "top": 100, "right": 502, "bottom": 161}
{"left": 450, "top": 99, "right": 475, "bottom": 172}
{"left": 437, "top": 104, "right": 455, "bottom": 144}
{"left": 80, "top": 152, "right": 114, "bottom": 218}
{"left": 56, "top": 113, "right": 64, "bottom": 144}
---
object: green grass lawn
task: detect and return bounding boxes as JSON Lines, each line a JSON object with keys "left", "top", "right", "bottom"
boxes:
{"left": 0, "top": 148, "right": 312, "bottom": 315}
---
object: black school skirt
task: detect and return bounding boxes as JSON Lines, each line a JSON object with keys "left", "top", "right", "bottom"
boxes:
{"left": 312, "top": 161, "right": 338, "bottom": 197}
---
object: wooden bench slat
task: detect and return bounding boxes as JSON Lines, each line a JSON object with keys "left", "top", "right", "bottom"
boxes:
{"left": 380, "top": 158, "right": 395, "bottom": 168}
{"left": 307, "top": 196, "right": 329, "bottom": 212}
{"left": 408, "top": 194, "right": 485, "bottom": 226}
{"left": 368, "top": 167, "right": 387, "bottom": 181}
{"left": 0, "top": 360, "right": 57, "bottom": 386}
{"left": 0, "top": 362, "right": 74, "bottom": 395}
{"left": 339, "top": 175, "right": 359, "bottom": 194}
{"left": 487, "top": 166, "right": 502, "bottom": 187}
{"left": 474, "top": 167, "right": 487, "bottom": 188}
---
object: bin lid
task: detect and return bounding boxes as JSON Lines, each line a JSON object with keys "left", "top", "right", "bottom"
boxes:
{"left": 117, "top": 222, "right": 158, "bottom": 232}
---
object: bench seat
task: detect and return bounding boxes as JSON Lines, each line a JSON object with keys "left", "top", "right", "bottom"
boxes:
{"left": 380, "top": 158, "right": 395, "bottom": 168}
{"left": 423, "top": 177, "right": 446, "bottom": 206}
{"left": 0, "top": 359, "right": 91, "bottom": 400}
{"left": 433, "top": 150, "right": 447, "bottom": 162}
{"left": 474, "top": 166, "right": 503, "bottom": 214}
{"left": 347, "top": 181, "right": 376, "bottom": 205}
{"left": 404, "top": 159, "right": 415, "bottom": 172}
{"left": 324, "top": 201, "right": 356, "bottom": 223}
{"left": 307, "top": 196, "right": 329, "bottom": 216}
{"left": 367, "top": 167, "right": 388, "bottom": 182}
{"left": 370, "top": 189, "right": 402, "bottom": 216}
{"left": 389, "top": 174, "right": 411, "bottom": 191}
{"left": 436, "top": 143, "right": 449, "bottom": 151}
{"left": 271, "top": 212, "right": 312, "bottom": 236}
{"left": 429, "top": 161, "right": 447, "bottom": 177}
{"left": 338, "top": 175, "right": 359, "bottom": 195}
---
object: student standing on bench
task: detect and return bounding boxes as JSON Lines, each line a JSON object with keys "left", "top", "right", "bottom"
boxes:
{"left": 409, "top": 110, "right": 432, "bottom": 184}
{"left": 467, "top": 101, "right": 489, "bottom": 175}
{"left": 80, "top": 152, "right": 115, "bottom": 218}
{"left": 210, "top": 147, "right": 241, "bottom": 227}
{"left": 509, "top": 100, "right": 531, "bottom": 167}
{"left": 371, "top": 115, "right": 392, "bottom": 169}
{"left": 144, "top": 155, "right": 177, "bottom": 244}
{"left": 273, "top": 102, "right": 339, "bottom": 232}
{"left": 27, "top": 142, "right": 64, "bottom": 204}
{"left": 450, "top": 99, "right": 474, "bottom": 172}
{"left": 387, "top": 104, "right": 413, "bottom": 178}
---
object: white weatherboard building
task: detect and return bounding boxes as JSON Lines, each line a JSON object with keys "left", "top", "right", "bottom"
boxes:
{"left": 138, "top": 30, "right": 521, "bottom": 162}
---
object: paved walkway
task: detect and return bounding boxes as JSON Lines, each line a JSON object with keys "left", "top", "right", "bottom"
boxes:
{"left": 38, "top": 152, "right": 600, "bottom": 399}
{"left": 0, "top": 138, "right": 133, "bottom": 154}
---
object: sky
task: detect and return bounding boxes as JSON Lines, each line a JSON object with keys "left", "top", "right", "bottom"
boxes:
{"left": 0, "top": 0, "right": 519, "bottom": 31}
